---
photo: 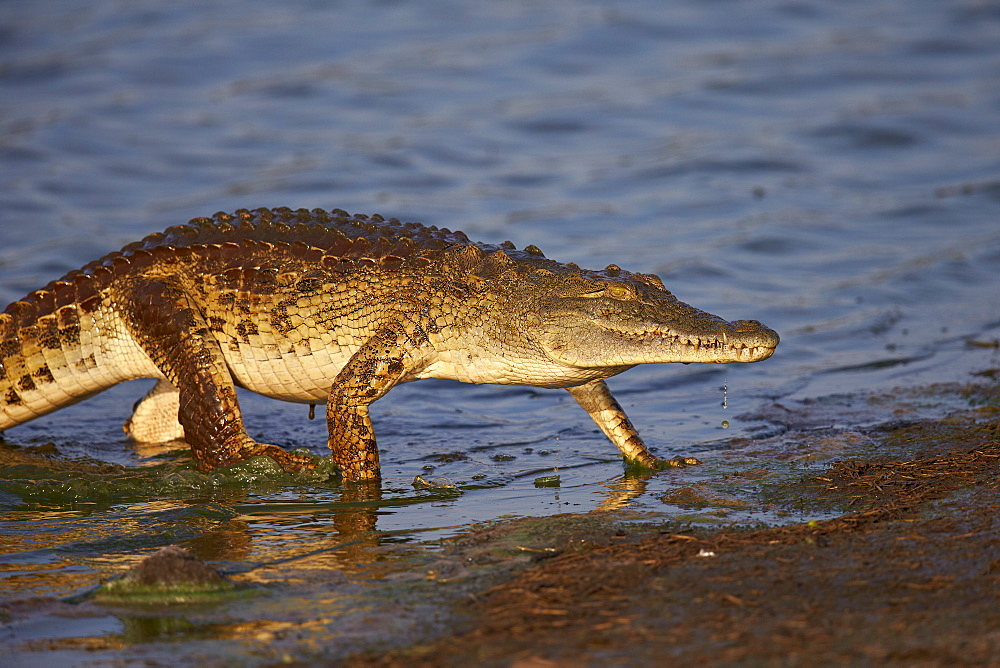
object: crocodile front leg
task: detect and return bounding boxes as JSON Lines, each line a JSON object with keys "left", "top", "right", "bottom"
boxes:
{"left": 327, "top": 322, "right": 431, "bottom": 482}
{"left": 567, "top": 380, "right": 699, "bottom": 469}
{"left": 566, "top": 379, "right": 657, "bottom": 467}
{"left": 121, "top": 280, "right": 313, "bottom": 472}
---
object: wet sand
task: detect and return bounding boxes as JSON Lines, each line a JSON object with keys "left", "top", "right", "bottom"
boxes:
{"left": 357, "top": 380, "right": 1000, "bottom": 665}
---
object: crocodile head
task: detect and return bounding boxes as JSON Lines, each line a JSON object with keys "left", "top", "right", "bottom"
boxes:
{"left": 523, "top": 267, "right": 779, "bottom": 370}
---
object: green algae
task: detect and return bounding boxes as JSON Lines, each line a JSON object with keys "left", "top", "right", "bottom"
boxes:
{"left": 0, "top": 447, "right": 339, "bottom": 506}
{"left": 533, "top": 474, "right": 561, "bottom": 487}
{"left": 93, "top": 580, "right": 249, "bottom": 606}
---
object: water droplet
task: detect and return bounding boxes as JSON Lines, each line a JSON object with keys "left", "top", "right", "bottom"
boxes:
{"left": 721, "top": 420, "right": 730, "bottom": 429}
{"left": 721, "top": 380, "right": 728, "bottom": 410}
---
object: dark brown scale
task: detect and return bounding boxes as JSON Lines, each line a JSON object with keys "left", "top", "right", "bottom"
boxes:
{"left": 150, "top": 245, "right": 178, "bottom": 263}
{"left": 5, "top": 301, "right": 36, "bottom": 327}
{"left": 343, "top": 237, "right": 369, "bottom": 256}
{"left": 235, "top": 220, "right": 258, "bottom": 235}
{"left": 237, "top": 240, "right": 262, "bottom": 255}
{"left": 380, "top": 255, "right": 404, "bottom": 271}
{"left": 305, "top": 226, "right": 336, "bottom": 249}
{"left": 111, "top": 256, "right": 132, "bottom": 272}
{"left": 235, "top": 267, "right": 257, "bottom": 287}
{"left": 80, "top": 296, "right": 101, "bottom": 313}
{"left": 389, "top": 237, "right": 418, "bottom": 257}
{"left": 426, "top": 237, "right": 452, "bottom": 251}
{"left": 217, "top": 242, "right": 244, "bottom": 262}
{"left": 291, "top": 241, "right": 324, "bottom": 263}
{"left": 92, "top": 265, "right": 113, "bottom": 281}
{"left": 54, "top": 313, "right": 80, "bottom": 346}
{"left": 29, "top": 290, "right": 55, "bottom": 313}
{"left": 235, "top": 321, "right": 259, "bottom": 339}
{"left": 179, "top": 225, "right": 203, "bottom": 240}
{"left": 254, "top": 268, "right": 278, "bottom": 288}
{"left": 33, "top": 365, "right": 55, "bottom": 384}
{"left": 129, "top": 249, "right": 156, "bottom": 270}
{"left": 220, "top": 267, "right": 242, "bottom": 286}
{"left": 368, "top": 237, "right": 395, "bottom": 257}
{"left": 17, "top": 374, "right": 35, "bottom": 393}
{"left": 37, "top": 318, "right": 62, "bottom": 350}
{"left": 295, "top": 277, "right": 323, "bottom": 293}
{"left": 139, "top": 232, "right": 167, "bottom": 249}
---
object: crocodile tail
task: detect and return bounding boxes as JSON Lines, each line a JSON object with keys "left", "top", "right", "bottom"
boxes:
{"left": 0, "top": 294, "right": 99, "bottom": 430}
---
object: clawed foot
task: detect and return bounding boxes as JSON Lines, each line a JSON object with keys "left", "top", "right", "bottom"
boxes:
{"left": 623, "top": 454, "right": 701, "bottom": 474}
{"left": 242, "top": 443, "right": 318, "bottom": 473}
{"left": 653, "top": 456, "right": 701, "bottom": 470}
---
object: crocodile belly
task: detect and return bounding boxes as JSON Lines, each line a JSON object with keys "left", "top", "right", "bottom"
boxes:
{"left": 222, "top": 339, "right": 352, "bottom": 404}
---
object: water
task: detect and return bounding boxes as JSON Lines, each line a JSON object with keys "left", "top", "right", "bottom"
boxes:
{"left": 1, "top": 0, "right": 999, "bottom": 657}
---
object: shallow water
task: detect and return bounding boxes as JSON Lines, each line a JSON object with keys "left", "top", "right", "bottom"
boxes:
{"left": 1, "top": 0, "right": 999, "bottom": 660}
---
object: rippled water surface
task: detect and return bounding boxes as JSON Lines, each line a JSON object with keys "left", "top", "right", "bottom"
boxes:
{"left": 1, "top": 0, "right": 999, "bottom": 660}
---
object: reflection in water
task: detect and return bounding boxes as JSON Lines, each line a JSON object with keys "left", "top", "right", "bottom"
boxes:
{"left": 595, "top": 472, "right": 652, "bottom": 512}
{"left": 332, "top": 482, "right": 383, "bottom": 536}
{"left": 0, "top": 444, "right": 390, "bottom": 597}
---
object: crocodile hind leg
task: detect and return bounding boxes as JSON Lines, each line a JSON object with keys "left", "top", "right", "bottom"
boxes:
{"left": 326, "top": 323, "right": 431, "bottom": 482}
{"left": 120, "top": 279, "right": 313, "bottom": 472}
{"left": 124, "top": 378, "right": 184, "bottom": 443}
{"left": 566, "top": 379, "right": 699, "bottom": 469}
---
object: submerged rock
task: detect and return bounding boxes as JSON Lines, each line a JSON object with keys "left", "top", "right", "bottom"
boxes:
{"left": 120, "top": 546, "right": 228, "bottom": 588}
{"left": 95, "top": 546, "right": 238, "bottom": 605}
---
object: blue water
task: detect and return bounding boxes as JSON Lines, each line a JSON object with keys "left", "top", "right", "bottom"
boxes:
{"left": 1, "top": 0, "right": 999, "bottom": 659}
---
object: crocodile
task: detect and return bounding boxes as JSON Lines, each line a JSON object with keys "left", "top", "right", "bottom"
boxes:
{"left": 0, "top": 207, "right": 779, "bottom": 481}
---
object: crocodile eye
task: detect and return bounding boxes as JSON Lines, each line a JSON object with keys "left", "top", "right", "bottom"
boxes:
{"left": 606, "top": 283, "right": 633, "bottom": 300}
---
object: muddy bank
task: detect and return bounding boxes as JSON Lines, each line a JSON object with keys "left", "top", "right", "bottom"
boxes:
{"left": 359, "top": 384, "right": 1000, "bottom": 666}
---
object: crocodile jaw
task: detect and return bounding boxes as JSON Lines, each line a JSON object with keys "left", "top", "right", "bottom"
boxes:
{"left": 594, "top": 318, "right": 779, "bottom": 365}
{"left": 534, "top": 316, "right": 779, "bottom": 369}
